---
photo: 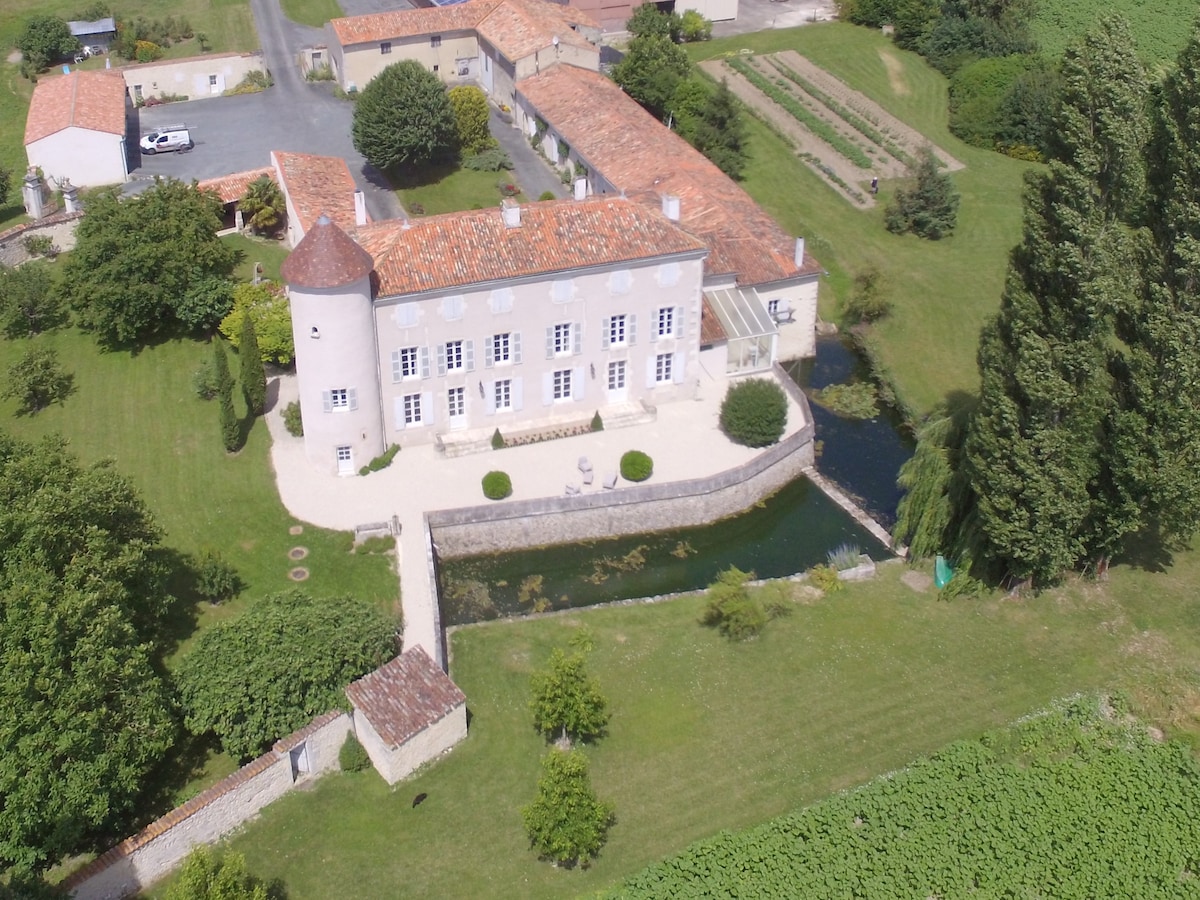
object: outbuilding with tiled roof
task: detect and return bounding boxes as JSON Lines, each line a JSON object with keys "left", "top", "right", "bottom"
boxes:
{"left": 345, "top": 646, "right": 467, "bottom": 784}
{"left": 24, "top": 69, "right": 130, "bottom": 188}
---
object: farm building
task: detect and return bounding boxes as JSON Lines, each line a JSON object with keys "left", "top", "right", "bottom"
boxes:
{"left": 24, "top": 69, "right": 130, "bottom": 189}
{"left": 345, "top": 647, "right": 468, "bottom": 785}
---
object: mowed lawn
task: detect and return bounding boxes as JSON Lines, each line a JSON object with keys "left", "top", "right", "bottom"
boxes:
{"left": 202, "top": 555, "right": 1200, "bottom": 899}
{"left": 393, "top": 162, "right": 527, "bottom": 216}
{"left": 0, "top": 327, "right": 398, "bottom": 652}
{"left": 692, "top": 23, "right": 1032, "bottom": 416}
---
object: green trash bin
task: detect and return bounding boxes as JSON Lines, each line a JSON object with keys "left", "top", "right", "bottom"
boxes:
{"left": 935, "top": 554, "right": 954, "bottom": 589}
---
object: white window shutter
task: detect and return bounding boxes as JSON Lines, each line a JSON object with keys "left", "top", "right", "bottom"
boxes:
{"left": 512, "top": 332, "right": 522, "bottom": 364}
{"left": 421, "top": 391, "right": 434, "bottom": 425}
{"left": 601, "top": 317, "right": 610, "bottom": 350}
{"left": 629, "top": 314, "right": 637, "bottom": 346}
{"left": 485, "top": 382, "right": 496, "bottom": 415}
{"left": 436, "top": 343, "right": 447, "bottom": 376}
{"left": 673, "top": 350, "right": 685, "bottom": 384}
{"left": 545, "top": 326, "right": 554, "bottom": 359}
{"left": 572, "top": 322, "right": 582, "bottom": 355}
{"left": 390, "top": 350, "right": 401, "bottom": 382}
{"left": 646, "top": 357, "right": 657, "bottom": 388}
{"left": 674, "top": 307, "right": 684, "bottom": 338}
{"left": 485, "top": 338, "right": 494, "bottom": 368}
{"left": 348, "top": 388, "right": 358, "bottom": 411}
{"left": 542, "top": 372, "right": 553, "bottom": 406}
{"left": 419, "top": 346, "right": 431, "bottom": 379}
{"left": 394, "top": 397, "right": 406, "bottom": 430}
{"left": 650, "top": 313, "right": 659, "bottom": 343}
{"left": 322, "top": 390, "right": 332, "bottom": 413}
{"left": 572, "top": 366, "right": 584, "bottom": 401}
{"left": 513, "top": 377, "right": 524, "bottom": 410}
{"left": 465, "top": 340, "right": 475, "bottom": 372}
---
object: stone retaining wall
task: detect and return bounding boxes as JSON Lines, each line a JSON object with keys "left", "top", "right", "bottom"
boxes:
{"left": 429, "top": 390, "right": 816, "bottom": 558}
{"left": 66, "top": 711, "right": 352, "bottom": 900}
{"left": 0, "top": 212, "right": 82, "bottom": 266}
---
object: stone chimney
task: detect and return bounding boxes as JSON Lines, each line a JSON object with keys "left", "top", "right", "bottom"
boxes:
{"left": 662, "top": 193, "right": 681, "bottom": 222}
{"left": 794, "top": 237, "right": 806, "bottom": 268}
{"left": 501, "top": 197, "right": 521, "bottom": 228}
{"left": 573, "top": 177, "right": 587, "bottom": 201}
{"left": 354, "top": 190, "right": 367, "bottom": 227}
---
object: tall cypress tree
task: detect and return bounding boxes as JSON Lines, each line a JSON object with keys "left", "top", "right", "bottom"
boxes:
{"left": 1108, "top": 25, "right": 1200, "bottom": 548}
{"left": 962, "top": 17, "right": 1149, "bottom": 584}
{"left": 239, "top": 315, "right": 266, "bottom": 417}
{"left": 213, "top": 341, "right": 240, "bottom": 453}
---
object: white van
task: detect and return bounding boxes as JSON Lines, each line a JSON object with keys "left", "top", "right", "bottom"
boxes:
{"left": 140, "top": 126, "right": 193, "bottom": 154}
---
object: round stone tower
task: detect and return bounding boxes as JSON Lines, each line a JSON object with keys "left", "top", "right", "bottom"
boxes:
{"left": 281, "top": 215, "right": 384, "bottom": 475}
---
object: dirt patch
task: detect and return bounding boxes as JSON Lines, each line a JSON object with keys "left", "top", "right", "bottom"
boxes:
{"left": 877, "top": 48, "right": 910, "bottom": 97}
{"left": 288, "top": 567, "right": 310, "bottom": 581}
{"left": 6, "top": 50, "right": 22, "bottom": 65}
{"left": 900, "top": 570, "right": 933, "bottom": 593}
{"left": 288, "top": 546, "right": 309, "bottom": 561}
{"left": 289, "top": 524, "right": 304, "bottom": 536}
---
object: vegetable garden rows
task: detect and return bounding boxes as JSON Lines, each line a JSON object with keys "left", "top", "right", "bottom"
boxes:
{"left": 702, "top": 51, "right": 961, "bottom": 208}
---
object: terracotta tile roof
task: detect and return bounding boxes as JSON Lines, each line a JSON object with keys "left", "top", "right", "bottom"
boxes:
{"left": 345, "top": 647, "right": 466, "bottom": 750}
{"left": 271, "top": 150, "right": 360, "bottom": 234}
{"left": 120, "top": 50, "right": 254, "bottom": 72}
{"left": 516, "top": 66, "right": 822, "bottom": 287}
{"left": 329, "top": 0, "right": 595, "bottom": 61}
{"left": 24, "top": 70, "right": 127, "bottom": 145}
{"left": 329, "top": 0, "right": 496, "bottom": 45}
{"left": 700, "top": 296, "right": 728, "bottom": 344}
{"left": 197, "top": 166, "right": 277, "bottom": 205}
{"left": 356, "top": 196, "right": 708, "bottom": 297}
{"left": 282, "top": 215, "right": 374, "bottom": 289}
{"left": 477, "top": 0, "right": 597, "bottom": 60}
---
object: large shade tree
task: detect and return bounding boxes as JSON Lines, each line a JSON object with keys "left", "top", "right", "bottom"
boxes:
{"left": 352, "top": 60, "right": 458, "bottom": 171}
{"left": 58, "top": 180, "right": 235, "bottom": 345}
{"left": 0, "top": 433, "right": 177, "bottom": 873}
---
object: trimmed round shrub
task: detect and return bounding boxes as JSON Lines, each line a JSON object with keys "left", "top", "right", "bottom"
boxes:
{"left": 719, "top": 378, "right": 787, "bottom": 447}
{"left": 620, "top": 450, "right": 653, "bottom": 482}
{"left": 483, "top": 470, "right": 512, "bottom": 500}
{"left": 339, "top": 733, "right": 372, "bottom": 772}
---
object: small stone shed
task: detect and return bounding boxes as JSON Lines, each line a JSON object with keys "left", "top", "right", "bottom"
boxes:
{"left": 345, "top": 646, "right": 467, "bottom": 785}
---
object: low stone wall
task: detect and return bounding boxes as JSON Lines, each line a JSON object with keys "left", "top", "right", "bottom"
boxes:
{"left": 66, "top": 711, "right": 352, "bottom": 900}
{"left": 429, "top": 407, "right": 816, "bottom": 558}
{"left": 0, "top": 212, "right": 82, "bottom": 266}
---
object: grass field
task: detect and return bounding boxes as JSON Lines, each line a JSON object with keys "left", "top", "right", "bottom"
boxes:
{"left": 193, "top": 555, "right": 1200, "bottom": 899}
{"left": 224, "top": 233, "right": 292, "bottom": 283}
{"left": 393, "top": 162, "right": 527, "bottom": 216}
{"left": 1031, "top": 0, "right": 1199, "bottom": 63}
{"left": 0, "top": 0, "right": 258, "bottom": 229}
{"left": 691, "top": 24, "right": 1030, "bottom": 416}
{"left": 281, "top": 0, "right": 345, "bottom": 29}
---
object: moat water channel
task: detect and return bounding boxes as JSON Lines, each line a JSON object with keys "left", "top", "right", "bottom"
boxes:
{"left": 437, "top": 336, "right": 915, "bottom": 625}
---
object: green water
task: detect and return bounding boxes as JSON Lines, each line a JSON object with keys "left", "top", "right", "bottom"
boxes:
{"left": 437, "top": 476, "right": 889, "bottom": 625}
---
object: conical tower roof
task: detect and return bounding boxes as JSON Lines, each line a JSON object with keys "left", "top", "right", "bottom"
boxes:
{"left": 281, "top": 214, "right": 374, "bottom": 289}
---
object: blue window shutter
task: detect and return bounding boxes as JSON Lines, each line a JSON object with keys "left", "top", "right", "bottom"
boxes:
{"left": 419, "top": 346, "right": 431, "bottom": 379}
{"left": 436, "top": 343, "right": 446, "bottom": 376}
{"left": 348, "top": 388, "right": 358, "bottom": 411}
{"left": 572, "top": 322, "right": 582, "bottom": 355}
{"left": 485, "top": 338, "right": 494, "bottom": 368}
{"left": 629, "top": 314, "right": 637, "bottom": 346}
{"left": 464, "top": 340, "right": 475, "bottom": 372}
{"left": 601, "top": 317, "right": 610, "bottom": 350}
{"left": 545, "top": 326, "right": 554, "bottom": 359}
{"left": 512, "top": 332, "right": 522, "bottom": 364}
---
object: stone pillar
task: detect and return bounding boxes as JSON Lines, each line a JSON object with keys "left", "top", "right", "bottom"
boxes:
{"left": 62, "top": 180, "right": 80, "bottom": 213}
{"left": 23, "top": 169, "right": 46, "bottom": 220}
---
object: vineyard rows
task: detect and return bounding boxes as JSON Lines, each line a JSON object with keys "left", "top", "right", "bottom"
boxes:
{"left": 609, "top": 696, "right": 1200, "bottom": 898}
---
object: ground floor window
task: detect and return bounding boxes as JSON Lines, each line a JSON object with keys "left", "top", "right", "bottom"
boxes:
{"left": 495, "top": 379, "right": 512, "bottom": 411}
{"left": 448, "top": 386, "right": 465, "bottom": 419}
{"left": 608, "top": 360, "right": 626, "bottom": 391}
{"left": 655, "top": 353, "right": 673, "bottom": 384}
{"left": 553, "top": 369, "right": 571, "bottom": 400}
{"left": 403, "top": 393, "right": 422, "bottom": 425}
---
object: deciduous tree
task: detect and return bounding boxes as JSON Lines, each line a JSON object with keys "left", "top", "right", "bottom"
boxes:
{"left": 16, "top": 15, "right": 77, "bottom": 71}
{"left": 352, "top": 60, "right": 458, "bottom": 171}
{"left": 58, "top": 181, "right": 235, "bottom": 345}
{"left": 448, "top": 85, "right": 494, "bottom": 155}
{"left": 0, "top": 164, "right": 13, "bottom": 209}
{"left": 175, "top": 589, "right": 396, "bottom": 761}
{"left": 0, "top": 433, "right": 176, "bottom": 872}
{"left": 521, "top": 749, "right": 614, "bottom": 868}
{"left": 613, "top": 33, "right": 692, "bottom": 120}
{"left": 219, "top": 282, "right": 295, "bottom": 366}
{"left": 885, "top": 146, "right": 960, "bottom": 239}
{"left": 165, "top": 848, "right": 269, "bottom": 900}
{"left": 0, "top": 263, "right": 66, "bottom": 338}
{"left": 691, "top": 78, "right": 748, "bottom": 180}
{"left": 1, "top": 344, "right": 72, "bottom": 414}
{"left": 627, "top": 4, "right": 681, "bottom": 41}
{"left": 529, "top": 648, "right": 610, "bottom": 745}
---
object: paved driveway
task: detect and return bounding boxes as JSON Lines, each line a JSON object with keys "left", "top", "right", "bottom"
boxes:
{"left": 126, "top": 0, "right": 403, "bottom": 222}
